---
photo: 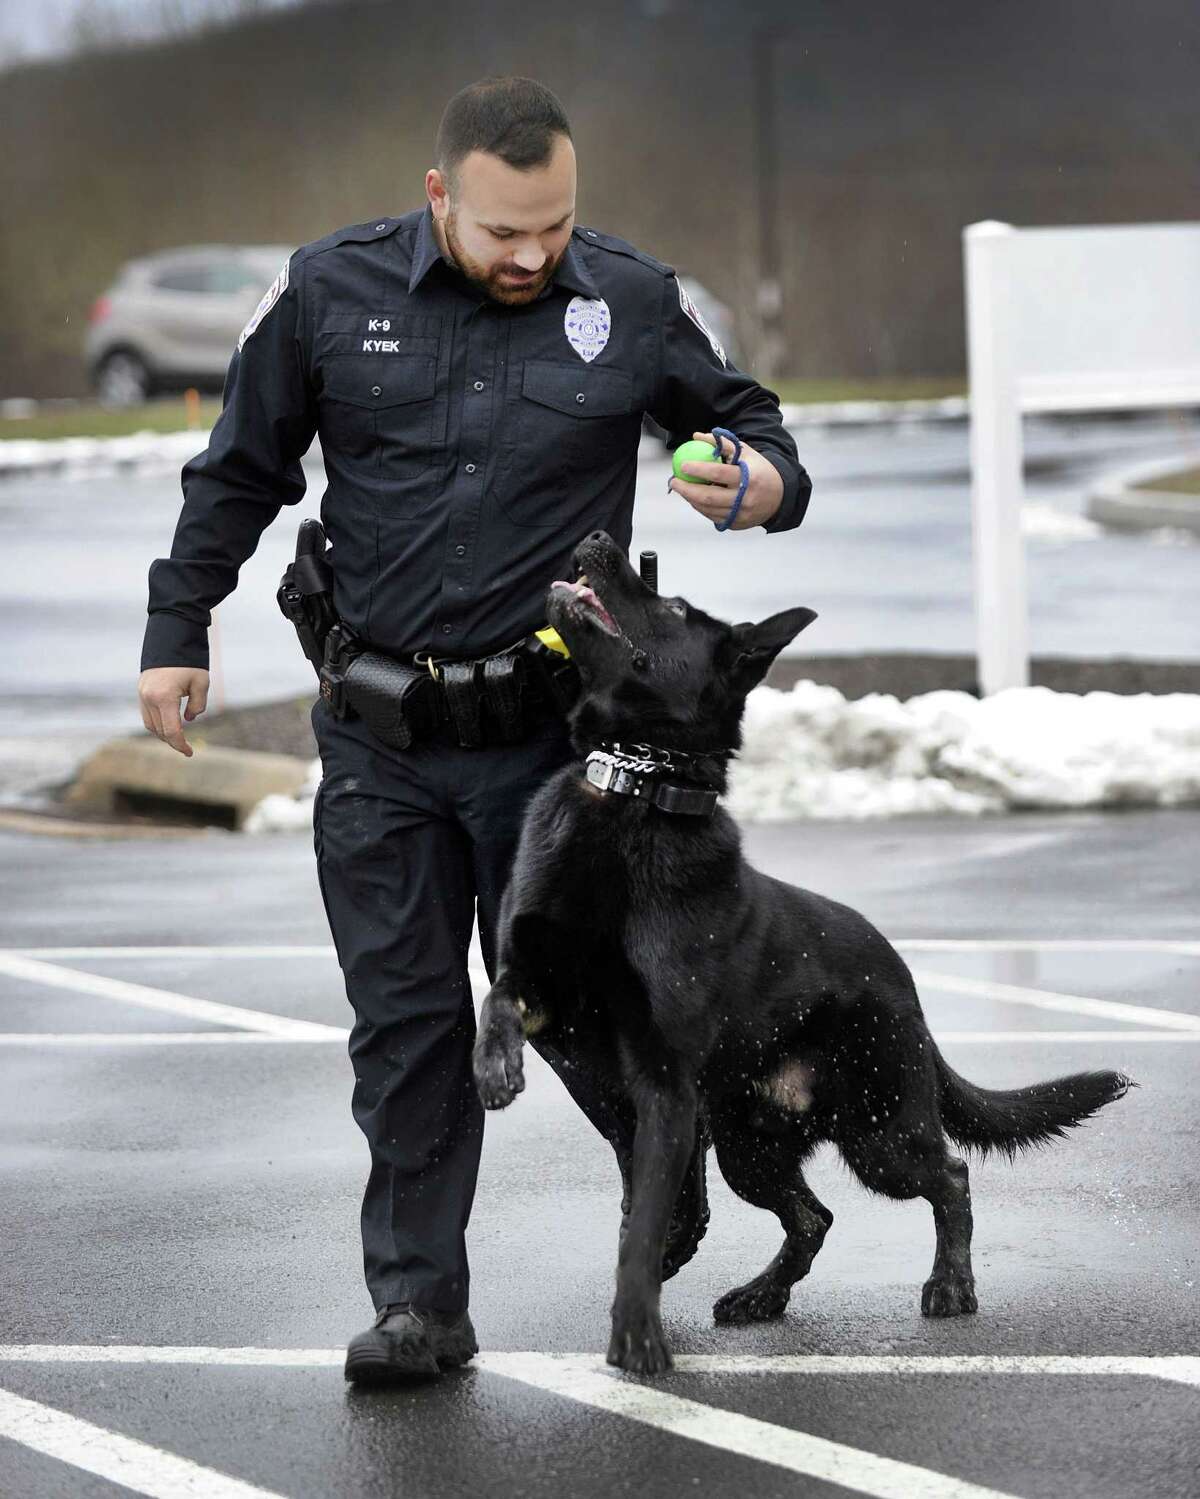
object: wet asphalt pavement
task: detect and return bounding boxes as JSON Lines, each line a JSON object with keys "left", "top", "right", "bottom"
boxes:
{"left": 1, "top": 805, "right": 1197, "bottom": 1496}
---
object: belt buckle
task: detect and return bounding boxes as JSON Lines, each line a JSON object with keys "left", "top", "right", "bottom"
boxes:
{"left": 586, "top": 752, "right": 618, "bottom": 793}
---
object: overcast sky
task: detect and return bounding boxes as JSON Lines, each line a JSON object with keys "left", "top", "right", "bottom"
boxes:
{"left": 0, "top": 0, "right": 306, "bottom": 65}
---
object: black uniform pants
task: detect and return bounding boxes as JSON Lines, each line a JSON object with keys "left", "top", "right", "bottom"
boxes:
{"left": 309, "top": 694, "right": 604, "bottom": 1314}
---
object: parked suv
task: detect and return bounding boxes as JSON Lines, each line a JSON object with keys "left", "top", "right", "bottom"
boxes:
{"left": 85, "top": 244, "right": 294, "bottom": 405}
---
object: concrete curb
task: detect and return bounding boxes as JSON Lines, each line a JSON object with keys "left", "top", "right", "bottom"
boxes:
{"left": 63, "top": 736, "right": 311, "bottom": 830}
{"left": 0, "top": 807, "right": 213, "bottom": 840}
{"left": 779, "top": 395, "right": 968, "bottom": 427}
{"left": 1085, "top": 457, "right": 1200, "bottom": 534}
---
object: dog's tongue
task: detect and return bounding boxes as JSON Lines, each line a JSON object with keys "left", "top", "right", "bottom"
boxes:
{"left": 552, "top": 578, "right": 600, "bottom": 605}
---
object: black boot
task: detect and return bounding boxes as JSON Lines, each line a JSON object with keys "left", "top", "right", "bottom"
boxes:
{"left": 344, "top": 1302, "right": 479, "bottom": 1386}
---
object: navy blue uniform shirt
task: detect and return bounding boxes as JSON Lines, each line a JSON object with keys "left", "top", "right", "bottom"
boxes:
{"left": 141, "top": 203, "right": 812, "bottom": 671}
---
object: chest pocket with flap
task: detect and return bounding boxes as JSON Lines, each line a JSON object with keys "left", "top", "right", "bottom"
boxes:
{"left": 495, "top": 358, "right": 638, "bottom": 528}
{"left": 317, "top": 326, "right": 441, "bottom": 483}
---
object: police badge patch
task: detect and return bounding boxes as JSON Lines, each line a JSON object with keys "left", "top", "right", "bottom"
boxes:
{"left": 237, "top": 258, "right": 290, "bottom": 352}
{"left": 563, "top": 295, "right": 611, "bottom": 363}
{"left": 677, "top": 279, "right": 726, "bottom": 365}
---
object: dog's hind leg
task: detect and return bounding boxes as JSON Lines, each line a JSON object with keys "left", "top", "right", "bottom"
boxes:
{"left": 710, "top": 1111, "right": 832, "bottom": 1324}
{"left": 839, "top": 1131, "right": 977, "bottom": 1317}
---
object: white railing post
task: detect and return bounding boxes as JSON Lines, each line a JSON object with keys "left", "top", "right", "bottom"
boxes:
{"left": 964, "top": 221, "right": 1029, "bottom": 695}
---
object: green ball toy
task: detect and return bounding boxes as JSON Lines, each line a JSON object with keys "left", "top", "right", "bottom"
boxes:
{"left": 672, "top": 438, "right": 721, "bottom": 485}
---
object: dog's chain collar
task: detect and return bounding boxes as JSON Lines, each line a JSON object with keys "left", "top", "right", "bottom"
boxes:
{"left": 583, "top": 739, "right": 725, "bottom": 818}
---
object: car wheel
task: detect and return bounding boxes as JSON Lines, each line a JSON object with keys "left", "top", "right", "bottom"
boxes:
{"left": 95, "top": 350, "right": 151, "bottom": 407}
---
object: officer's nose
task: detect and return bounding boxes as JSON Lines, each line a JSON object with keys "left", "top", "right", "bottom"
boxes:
{"left": 513, "top": 249, "right": 546, "bottom": 272}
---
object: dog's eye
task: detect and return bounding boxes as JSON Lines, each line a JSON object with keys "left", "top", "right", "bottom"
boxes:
{"left": 666, "top": 598, "right": 687, "bottom": 617}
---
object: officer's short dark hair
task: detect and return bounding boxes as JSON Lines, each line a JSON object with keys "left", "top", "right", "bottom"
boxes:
{"left": 437, "top": 77, "right": 571, "bottom": 194}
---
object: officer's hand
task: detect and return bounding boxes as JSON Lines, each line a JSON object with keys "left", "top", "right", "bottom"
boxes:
{"left": 667, "top": 429, "right": 785, "bottom": 530}
{"left": 138, "top": 667, "right": 210, "bottom": 757}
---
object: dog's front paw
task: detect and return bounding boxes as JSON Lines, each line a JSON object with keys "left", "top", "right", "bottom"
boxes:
{"left": 607, "top": 1301, "right": 673, "bottom": 1375}
{"left": 921, "top": 1271, "right": 978, "bottom": 1317}
{"left": 713, "top": 1273, "right": 790, "bottom": 1324}
{"left": 472, "top": 1032, "right": 525, "bottom": 1110}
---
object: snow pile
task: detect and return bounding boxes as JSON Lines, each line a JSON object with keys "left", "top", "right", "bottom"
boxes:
{"left": 1019, "top": 502, "right": 1102, "bottom": 542}
{"left": 244, "top": 682, "right": 1200, "bottom": 830}
{"left": 0, "top": 429, "right": 209, "bottom": 479}
{"left": 727, "top": 681, "right": 1200, "bottom": 820}
{"left": 242, "top": 755, "right": 323, "bottom": 834}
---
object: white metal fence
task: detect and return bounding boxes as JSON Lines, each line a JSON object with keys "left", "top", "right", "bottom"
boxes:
{"left": 963, "top": 219, "right": 1200, "bottom": 694}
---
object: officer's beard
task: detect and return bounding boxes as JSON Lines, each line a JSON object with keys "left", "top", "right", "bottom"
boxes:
{"left": 441, "top": 206, "right": 565, "bottom": 306}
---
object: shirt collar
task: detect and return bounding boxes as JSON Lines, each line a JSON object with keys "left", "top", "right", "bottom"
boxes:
{"left": 408, "top": 202, "right": 600, "bottom": 301}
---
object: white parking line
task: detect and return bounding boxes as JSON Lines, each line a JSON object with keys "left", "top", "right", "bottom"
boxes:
{"left": 2, "top": 1347, "right": 1193, "bottom": 1499}
{"left": 0, "top": 1386, "right": 284, "bottom": 1499}
{"left": 2, "top": 1347, "right": 1195, "bottom": 1386}
{"left": 910, "top": 968, "right": 1200, "bottom": 1032}
{"left": 9, "top": 940, "right": 1199, "bottom": 960}
{"left": 932, "top": 1030, "right": 1200, "bottom": 1043}
{"left": 897, "top": 940, "right": 1200, "bottom": 955}
{"left": 1, "top": 1028, "right": 1196, "bottom": 1048}
{"left": 0, "top": 1032, "right": 347, "bottom": 1046}
{"left": 3, "top": 950, "right": 1196, "bottom": 1048}
{"left": 484, "top": 1352, "right": 1020, "bottom": 1499}
{"left": 3, "top": 946, "right": 340, "bottom": 960}
{"left": 0, "top": 953, "right": 345, "bottom": 1040}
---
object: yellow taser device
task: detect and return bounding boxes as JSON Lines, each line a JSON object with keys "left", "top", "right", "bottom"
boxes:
{"left": 534, "top": 625, "right": 571, "bottom": 658}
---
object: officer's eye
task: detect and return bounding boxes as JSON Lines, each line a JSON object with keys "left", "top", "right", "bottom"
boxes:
{"left": 491, "top": 230, "right": 514, "bottom": 241}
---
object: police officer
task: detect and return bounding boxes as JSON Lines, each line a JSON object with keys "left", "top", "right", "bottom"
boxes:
{"left": 137, "top": 76, "right": 812, "bottom": 1385}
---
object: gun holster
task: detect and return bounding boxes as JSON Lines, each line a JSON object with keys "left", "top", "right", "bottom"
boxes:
{"left": 276, "top": 519, "right": 337, "bottom": 677}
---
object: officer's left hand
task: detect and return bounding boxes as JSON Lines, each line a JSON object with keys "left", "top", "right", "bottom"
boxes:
{"left": 667, "top": 430, "right": 785, "bottom": 530}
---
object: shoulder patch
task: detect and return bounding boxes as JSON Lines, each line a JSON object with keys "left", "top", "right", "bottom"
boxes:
{"left": 573, "top": 227, "right": 674, "bottom": 277}
{"left": 676, "top": 278, "right": 727, "bottom": 365}
{"left": 237, "top": 258, "right": 289, "bottom": 352}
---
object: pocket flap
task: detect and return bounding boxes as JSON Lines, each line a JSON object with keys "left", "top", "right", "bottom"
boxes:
{"left": 322, "top": 352, "right": 437, "bottom": 409}
{"left": 521, "top": 360, "right": 633, "bottom": 417}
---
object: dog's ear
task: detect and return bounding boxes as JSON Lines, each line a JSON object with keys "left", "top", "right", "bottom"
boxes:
{"left": 724, "top": 607, "right": 818, "bottom": 692}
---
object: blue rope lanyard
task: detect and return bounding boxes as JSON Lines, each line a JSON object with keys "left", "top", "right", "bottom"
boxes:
{"left": 668, "top": 425, "right": 750, "bottom": 531}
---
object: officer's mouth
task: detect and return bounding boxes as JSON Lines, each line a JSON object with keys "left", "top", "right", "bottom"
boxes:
{"left": 549, "top": 574, "right": 620, "bottom": 635}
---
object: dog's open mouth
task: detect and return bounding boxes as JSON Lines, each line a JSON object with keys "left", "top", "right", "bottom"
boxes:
{"left": 549, "top": 574, "right": 620, "bottom": 635}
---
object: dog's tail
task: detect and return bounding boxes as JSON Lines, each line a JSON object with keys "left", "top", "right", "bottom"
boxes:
{"left": 932, "top": 1046, "right": 1134, "bottom": 1158}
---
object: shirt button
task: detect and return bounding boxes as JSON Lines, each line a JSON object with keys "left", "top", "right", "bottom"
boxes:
{"left": 371, "top": 385, "right": 381, "bottom": 396}
{"left": 375, "top": 222, "right": 387, "bottom": 231}
{"left": 441, "top": 624, "right": 452, "bottom": 634}
{"left": 465, "top": 462, "right": 476, "bottom": 473}
{"left": 576, "top": 393, "right": 586, "bottom": 404}
{"left": 473, "top": 380, "right": 485, "bottom": 391}
{"left": 455, "top": 545, "right": 466, "bottom": 556}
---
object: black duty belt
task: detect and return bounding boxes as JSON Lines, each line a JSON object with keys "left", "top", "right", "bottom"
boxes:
{"left": 318, "top": 622, "right": 578, "bottom": 751}
{"left": 278, "top": 517, "right": 583, "bottom": 751}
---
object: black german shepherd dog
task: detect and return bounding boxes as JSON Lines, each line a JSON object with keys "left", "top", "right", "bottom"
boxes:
{"left": 473, "top": 530, "right": 1131, "bottom": 1375}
